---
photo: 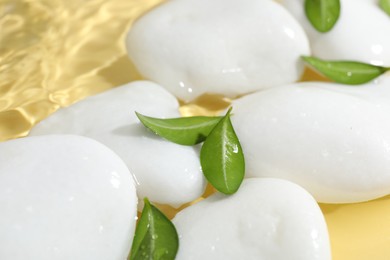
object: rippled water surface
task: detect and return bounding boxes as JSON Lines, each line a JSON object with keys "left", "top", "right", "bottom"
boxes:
{"left": 0, "top": 0, "right": 162, "bottom": 140}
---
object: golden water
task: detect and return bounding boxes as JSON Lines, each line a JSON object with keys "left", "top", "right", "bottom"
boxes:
{"left": 1, "top": 0, "right": 390, "bottom": 259}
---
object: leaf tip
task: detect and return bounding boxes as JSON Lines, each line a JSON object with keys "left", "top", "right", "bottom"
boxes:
{"left": 301, "top": 56, "right": 317, "bottom": 64}
{"left": 143, "top": 197, "right": 151, "bottom": 207}
{"left": 134, "top": 111, "right": 143, "bottom": 119}
{"left": 226, "top": 107, "right": 233, "bottom": 116}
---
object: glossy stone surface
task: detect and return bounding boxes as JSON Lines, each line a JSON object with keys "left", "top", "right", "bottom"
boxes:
{"left": 281, "top": 0, "right": 390, "bottom": 66}
{"left": 127, "top": 0, "right": 310, "bottom": 101}
{"left": 231, "top": 75, "right": 390, "bottom": 203}
{"left": 30, "top": 81, "right": 205, "bottom": 207}
{"left": 0, "top": 135, "right": 137, "bottom": 260}
{"left": 173, "top": 178, "right": 330, "bottom": 260}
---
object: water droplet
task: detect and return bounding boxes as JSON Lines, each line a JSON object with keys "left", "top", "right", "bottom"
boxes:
{"left": 232, "top": 144, "right": 239, "bottom": 153}
{"left": 110, "top": 176, "right": 121, "bottom": 189}
{"left": 152, "top": 234, "right": 158, "bottom": 240}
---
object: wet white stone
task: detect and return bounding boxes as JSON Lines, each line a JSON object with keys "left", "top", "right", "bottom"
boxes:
{"left": 231, "top": 75, "right": 390, "bottom": 203}
{"left": 173, "top": 178, "right": 330, "bottom": 260}
{"left": 317, "top": 72, "right": 390, "bottom": 105}
{"left": 30, "top": 81, "right": 205, "bottom": 207}
{"left": 281, "top": 0, "right": 390, "bottom": 66}
{"left": 0, "top": 135, "right": 137, "bottom": 260}
{"left": 126, "top": 0, "right": 310, "bottom": 102}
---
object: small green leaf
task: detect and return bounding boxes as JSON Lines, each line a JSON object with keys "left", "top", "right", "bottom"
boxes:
{"left": 136, "top": 112, "right": 223, "bottom": 145}
{"left": 380, "top": 0, "right": 390, "bottom": 16}
{"left": 129, "top": 198, "right": 179, "bottom": 260}
{"left": 200, "top": 108, "right": 245, "bottom": 195}
{"left": 302, "top": 56, "right": 389, "bottom": 85}
{"left": 305, "top": 0, "right": 340, "bottom": 32}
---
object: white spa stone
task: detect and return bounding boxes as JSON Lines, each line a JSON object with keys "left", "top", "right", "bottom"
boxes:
{"left": 281, "top": 0, "right": 390, "bottom": 66}
{"left": 173, "top": 178, "right": 330, "bottom": 260}
{"left": 319, "top": 72, "right": 390, "bottom": 106}
{"left": 0, "top": 135, "right": 137, "bottom": 260}
{"left": 30, "top": 81, "right": 205, "bottom": 207}
{"left": 231, "top": 75, "right": 390, "bottom": 203}
{"left": 126, "top": 0, "right": 310, "bottom": 102}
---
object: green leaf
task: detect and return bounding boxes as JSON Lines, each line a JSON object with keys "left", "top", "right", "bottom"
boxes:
{"left": 200, "top": 108, "right": 245, "bottom": 195}
{"left": 302, "top": 56, "right": 389, "bottom": 85}
{"left": 136, "top": 112, "right": 223, "bottom": 145}
{"left": 380, "top": 0, "right": 390, "bottom": 16}
{"left": 305, "top": 0, "right": 340, "bottom": 32}
{"left": 129, "top": 198, "right": 179, "bottom": 260}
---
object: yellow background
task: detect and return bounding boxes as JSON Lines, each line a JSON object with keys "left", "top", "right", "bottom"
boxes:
{"left": 1, "top": 0, "right": 390, "bottom": 258}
